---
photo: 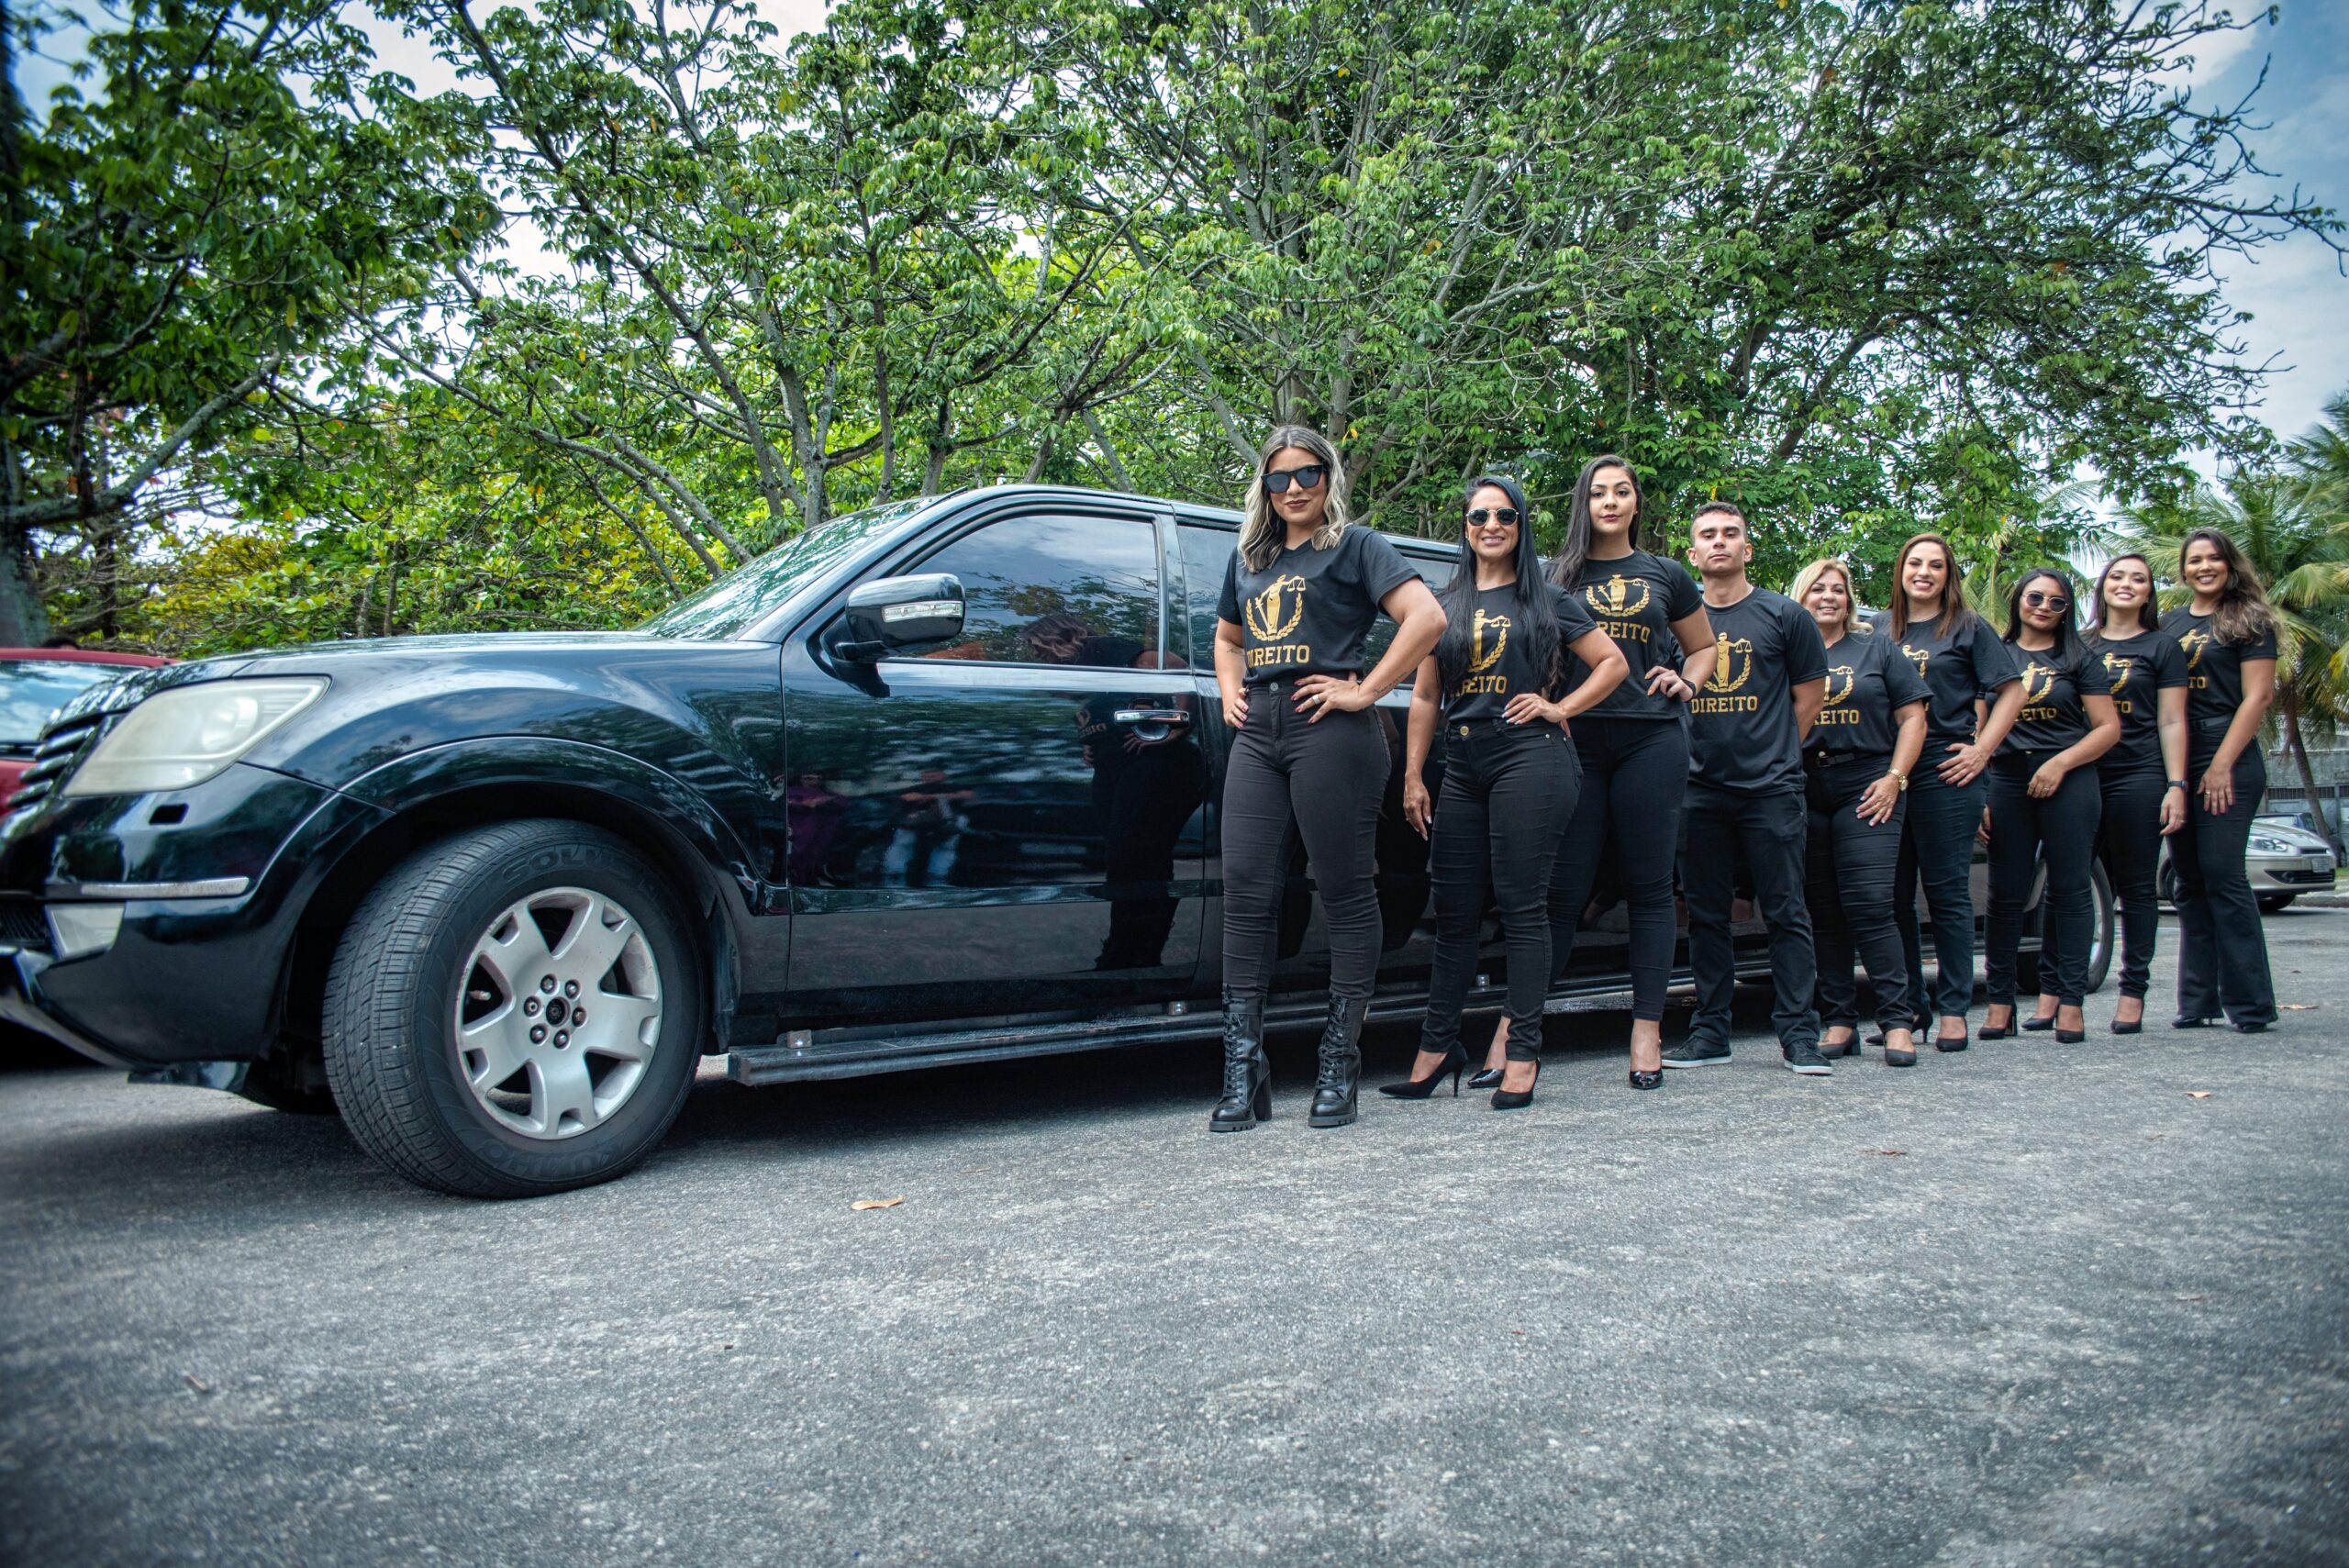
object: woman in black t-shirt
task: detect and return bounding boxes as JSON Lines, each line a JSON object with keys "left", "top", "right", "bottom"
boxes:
{"left": 1883, "top": 531, "right": 2027, "bottom": 1051}
{"left": 2157, "top": 528, "right": 2281, "bottom": 1030}
{"left": 1473, "top": 454, "right": 1714, "bottom": 1091}
{"left": 1791, "top": 560, "right": 1930, "bottom": 1065}
{"left": 1208, "top": 425, "right": 1446, "bottom": 1132}
{"left": 1979, "top": 569, "right": 2120, "bottom": 1042}
{"left": 1386, "top": 476, "right": 1627, "bottom": 1110}
{"left": 2028, "top": 554, "right": 2188, "bottom": 1033}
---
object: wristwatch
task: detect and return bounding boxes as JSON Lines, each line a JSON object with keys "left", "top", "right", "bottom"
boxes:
{"left": 1886, "top": 768, "right": 1909, "bottom": 793}
{"left": 2166, "top": 779, "right": 2188, "bottom": 792}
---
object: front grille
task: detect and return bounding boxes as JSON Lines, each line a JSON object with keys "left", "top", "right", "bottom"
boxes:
{"left": 2270, "top": 867, "right": 2332, "bottom": 886}
{"left": 0, "top": 895, "right": 50, "bottom": 952}
{"left": 7, "top": 711, "right": 110, "bottom": 816}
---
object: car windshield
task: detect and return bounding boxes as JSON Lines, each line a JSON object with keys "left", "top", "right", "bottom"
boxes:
{"left": 640, "top": 495, "right": 941, "bottom": 639}
{"left": 0, "top": 661, "right": 120, "bottom": 750}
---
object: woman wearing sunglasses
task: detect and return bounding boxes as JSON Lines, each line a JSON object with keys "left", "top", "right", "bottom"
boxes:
{"left": 1789, "top": 559, "right": 1931, "bottom": 1065}
{"left": 2026, "top": 554, "right": 2188, "bottom": 1034}
{"left": 1386, "top": 477, "right": 1627, "bottom": 1109}
{"left": 1208, "top": 426, "right": 1446, "bottom": 1132}
{"left": 1978, "top": 569, "right": 2120, "bottom": 1042}
{"left": 2158, "top": 528, "right": 2280, "bottom": 1031}
{"left": 1471, "top": 454, "right": 1714, "bottom": 1091}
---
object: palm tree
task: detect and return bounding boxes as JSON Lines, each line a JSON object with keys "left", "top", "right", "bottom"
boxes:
{"left": 2114, "top": 449, "right": 2349, "bottom": 851}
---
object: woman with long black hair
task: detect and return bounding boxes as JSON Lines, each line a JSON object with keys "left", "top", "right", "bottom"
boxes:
{"left": 1208, "top": 426, "right": 1446, "bottom": 1132}
{"left": 1475, "top": 455, "right": 1714, "bottom": 1091}
{"left": 1386, "top": 477, "right": 1627, "bottom": 1109}
{"left": 1978, "top": 569, "right": 2120, "bottom": 1042}
{"left": 1886, "top": 533, "right": 2027, "bottom": 1051}
{"left": 2160, "top": 528, "right": 2280, "bottom": 1032}
{"left": 2026, "top": 554, "right": 2188, "bottom": 1034}
{"left": 1790, "top": 560, "right": 1930, "bottom": 1065}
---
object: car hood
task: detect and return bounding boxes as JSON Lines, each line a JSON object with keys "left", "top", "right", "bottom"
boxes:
{"left": 2252, "top": 823, "right": 2332, "bottom": 853}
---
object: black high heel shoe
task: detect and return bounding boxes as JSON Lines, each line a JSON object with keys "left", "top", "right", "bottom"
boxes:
{"left": 2110, "top": 1014, "right": 2143, "bottom": 1036}
{"left": 2054, "top": 1027, "right": 2085, "bottom": 1043}
{"left": 1629, "top": 1068, "right": 1662, "bottom": 1090}
{"left": 2022, "top": 1010, "right": 2057, "bottom": 1033}
{"left": 1466, "top": 1066, "right": 1504, "bottom": 1091}
{"left": 1491, "top": 1060, "right": 1541, "bottom": 1111}
{"left": 1379, "top": 1043, "right": 1467, "bottom": 1099}
{"left": 1977, "top": 1011, "right": 2016, "bottom": 1041}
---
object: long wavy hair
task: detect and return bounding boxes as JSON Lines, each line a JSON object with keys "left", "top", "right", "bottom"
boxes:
{"left": 1882, "top": 531, "right": 1978, "bottom": 641}
{"left": 2177, "top": 527, "right": 2277, "bottom": 646}
{"left": 1546, "top": 453, "right": 1644, "bottom": 592}
{"left": 1788, "top": 559, "right": 1868, "bottom": 639}
{"left": 2002, "top": 567, "right": 2087, "bottom": 669}
{"left": 1435, "top": 474, "right": 1559, "bottom": 702}
{"left": 1238, "top": 425, "right": 1353, "bottom": 572}
{"left": 2088, "top": 552, "right": 2159, "bottom": 637}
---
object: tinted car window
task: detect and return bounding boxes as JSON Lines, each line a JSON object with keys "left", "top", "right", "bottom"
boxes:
{"left": 1362, "top": 547, "right": 1452, "bottom": 679}
{"left": 910, "top": 514, "right": 1162, "bottom": 665}
{"left": 0, "top": 661, "right": 119, "bottom": 749}
{"left": 642, "top": 495, "right": 937, "bottom": 639}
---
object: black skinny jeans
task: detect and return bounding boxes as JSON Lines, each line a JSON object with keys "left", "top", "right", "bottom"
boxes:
{"left": 2174, "top": 732, "right": 2277, "bottom": 1026}
{"left": 1219, "top": 686, "right": 1390, "bottom": 1001}
{"left": 1984, "top": 753, "right": 2101, "bottom": 1008}
{"left": 1895, "top": 768, "right": 1988, "bottom": 1023}
{"left": 1804, "top": 751, "right": 1914, "bottom": 1035}
{"left": 2036, "top": 763, "right": 2167, "bottom": 1000}
{"left": 1545, "top": 717, "right": 1689, "bottom": 1021}
{"left": 1682, "top": 783, "right": 1819, "bottom": 1051}
{"left": 1419, "top": 720, "right": 1579, "bottom": 1063}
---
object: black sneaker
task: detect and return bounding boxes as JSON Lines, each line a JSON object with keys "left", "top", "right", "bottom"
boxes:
{"left": 1783, "top": 1043, "right": 1833, "bottom": 1076}
{"left": 1662, "top": 1039, "right": 1731, "bottom": 1069}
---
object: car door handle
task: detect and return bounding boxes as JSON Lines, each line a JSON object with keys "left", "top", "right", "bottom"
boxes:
{"left": 1112, "top": 709, "right": 1192, "bottom": 727}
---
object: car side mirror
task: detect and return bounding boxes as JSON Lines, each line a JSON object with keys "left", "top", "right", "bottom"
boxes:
{"left": 833, "top": 573, "right": 965, "bottom": 662}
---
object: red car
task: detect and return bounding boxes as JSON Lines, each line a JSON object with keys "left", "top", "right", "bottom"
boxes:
{"left": 0, "top": 648, "right": 172, "bottom": 813}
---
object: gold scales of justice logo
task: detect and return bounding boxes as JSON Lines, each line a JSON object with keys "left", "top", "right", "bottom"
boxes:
{"left": 2103, "top": 651, "right": 2132, "bottom": 694}
{"left": 1586, "top": 574, "right": 1651, "bottom": 617}
{"left": 1704, "top": 635, "right": 1753, "bottom": 692}
{"left": 1468, "top": 608, "right": 1510, "bottom": 673}
{"left": 1820, "top": 664, "right": 1856, "bottom": 706}
{"left": 2020, "top": 660, "right": 2056, "bottom": 704}
{"left": 2179, "top": 628, "right": 2212, "bottom": 670}
{"left": 1243, "top": 574, "right": 1308, "bottom": 642}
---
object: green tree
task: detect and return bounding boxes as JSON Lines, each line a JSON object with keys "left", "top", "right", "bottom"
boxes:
{"left": 0, "top": 0, "right": 495, "bottom": 642}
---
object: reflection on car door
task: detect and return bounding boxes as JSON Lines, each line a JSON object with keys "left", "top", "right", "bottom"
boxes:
{"left": 782, "top": 506, "right": 1208, "bottom": 1021}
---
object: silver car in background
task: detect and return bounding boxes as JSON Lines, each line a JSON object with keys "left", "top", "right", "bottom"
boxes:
{"left": 2156, "top": 816, "right": 2337, "bottom": 913}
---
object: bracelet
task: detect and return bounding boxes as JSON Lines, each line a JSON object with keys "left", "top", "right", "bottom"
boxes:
{"left": 2166, "top": 780, "right": 2188, "bottom": 791}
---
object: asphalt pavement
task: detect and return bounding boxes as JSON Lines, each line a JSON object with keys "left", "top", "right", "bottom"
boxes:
{"left": 2, "top": 910, "right": 2344, "bottom": 1567}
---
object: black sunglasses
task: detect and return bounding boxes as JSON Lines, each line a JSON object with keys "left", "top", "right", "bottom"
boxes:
{"left": 1466, "top": 506, "right": 1521, "bottom": 528}
{"left": 2023, "top": 590, "right": 2070, "bottom": 611}
{"left": 1263, "top": 463, "right": 1328, "bottom": 495}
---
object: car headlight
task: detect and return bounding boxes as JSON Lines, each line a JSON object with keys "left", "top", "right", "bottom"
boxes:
{"left": 62, "top": 680, "right": 327, "bottom": 796}
{"left": 2245, "top": 835, "right": 2297, "bottom": 856}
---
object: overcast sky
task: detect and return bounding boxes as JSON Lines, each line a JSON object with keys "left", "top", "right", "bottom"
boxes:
{"left": 18, "top": 0, "right": 2348, "bottom": 474}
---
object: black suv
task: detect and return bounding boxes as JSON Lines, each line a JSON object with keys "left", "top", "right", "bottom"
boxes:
{"left": 0, "top": 486, "right": 2108, "bottom": 1195}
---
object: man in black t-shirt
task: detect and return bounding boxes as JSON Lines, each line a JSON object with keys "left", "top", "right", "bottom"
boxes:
{"left": 1667, "top": 502, "right": 1834, "bottom": 1074}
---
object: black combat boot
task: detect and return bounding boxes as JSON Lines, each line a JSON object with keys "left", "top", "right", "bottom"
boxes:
{"left": 1308, "top": 995, "right": 1370, "bottom": 1129}
{"left": 1209, "top": 989, "right": 1271, "bottom": 1132}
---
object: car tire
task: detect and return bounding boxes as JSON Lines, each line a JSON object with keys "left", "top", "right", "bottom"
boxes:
{"left": 2258, "top": 895, "right": 2295, "bottom": 913}
{"left": 2158, "top": 860, "right": 2181, "bottom": 909}
{"left": 322, "top": 819, "right": 704, "bottom": 1198}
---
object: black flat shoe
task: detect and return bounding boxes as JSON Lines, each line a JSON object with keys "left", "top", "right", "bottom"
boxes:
{"left": 2054, "top": 1028, "right": 2085, "bottom": 1043}
{"left": 1628, "top": 1069, "right": 1662, "bottom": 1091}
{"left": 2233, "top": 1020, "right": 2270, "bottom": 1034}
{"left": 2171, "top": 1016, "right": 2215, "bottom": 1029}
{"left": 2022, "top": 1013, "right": 2057, "bottom": 1033}
{"left": 1466, "top": 1066, "right": 1504, "bottom": 1091}
{"left": 1379, "top": 1043, "right": 1467, "bottom": 1099}
{"left": 1491, "top": 1061, "right": 1540, "bottom": 1111}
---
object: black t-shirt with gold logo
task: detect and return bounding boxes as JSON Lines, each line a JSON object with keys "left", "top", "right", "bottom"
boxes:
{"left": 1687, "top": 587, "right": 1829, "bottom": 794}
{"left": 1218, "top": 527, "right": 1420, "bottom": 686}
{"left": 1999, "top": 643, "right": 2094, "bottom": 755}
{"left": 1808, "top": 628, "right": 1930, "bottom": 759}
{"left": 2159, "top": 607, "right": 2279, "bottom": 732}
{"left": 2083, "top": 628, "right": 2188, "bottom": 775}
{"left": 1883, "top": 610, "right": 2022, "bottom": 749}
{"left": 1444, "top": 584, "right": 1599, "bottom": 721}
{"left": 1561, "top": 549, "right": 1706, "bottom": 721}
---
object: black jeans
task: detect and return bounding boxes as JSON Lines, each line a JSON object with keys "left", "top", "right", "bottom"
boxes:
{"left": 1682, "top": 782, "right": 1818, "bottom": 1051}
{"left": 1895, "top": 768, "right": 1987, "bottom": 1022}
{"left": 2174, "top": 734, "right": 2277, "bottom": 1025}
{"left": 1546, "top": 717, "right": 1688, "bottom": 1021}
{"left": 1419, "top": 720, "right": 1579, "bottom": 1063}
{"left": 1220, "top": 690, "right": 1390, "bottom": 1000}
{"left": 1984, "top": 753, "right": 2101, "bottom": 1007}
{"left": 2037, "top": 762, "right": 2167, "bottom": 1000}
{"left": 1804, "top": 751, "right": 1913, "bottom": 1034}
